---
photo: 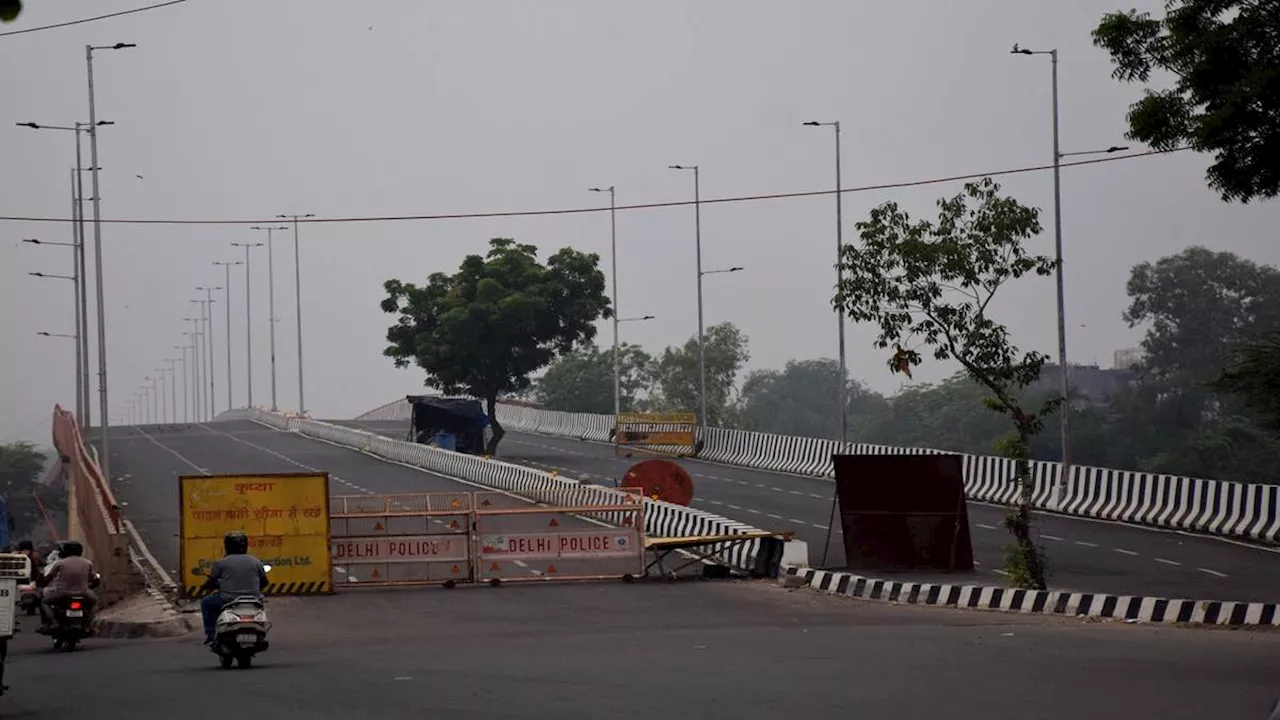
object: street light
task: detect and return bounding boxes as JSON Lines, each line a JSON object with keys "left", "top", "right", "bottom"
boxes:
{"left": 277, "top": 214, "right": 314, "bottom": 415}
{"left": 184, "top": 317, "right": 203, "bottom": 421}
{"left": 174, "top": 344, "right": 189, "bottom": 423}
{"left": 85, "top": 40, "right": 135, "bottom": 485}
{"left": 249, "top": 225, "right": 288, "bottom": 412}
{"left": 618, "top": 315, "right": 656, "bottom": 323}
{"left": 587, "top": 188, "right": 622, "bottom": 418}
{"left": 164, "top": 358, "right": 178, "bottom": 425}
{"left": 212, "top": 261, "right": 242, "bottom": 411}
{"left": 154, "top": 368, "right": 167, "bottom": 425}
{"left": 668, "top": 164, "right": 710, "bottom": 429}
{"left": 26, "top": 240, "right": 86, "bottom": 424}
{"left": 230, "top": 241, "right": 264, "bottom": 407}
{"left": 196, "top": 287, "right": 222, "bottom": 418}
{"left": 36, "top": 331, "right": 77, "bottom": 339}
{"left": 1011, "top": 43, "right": 1129, "bottom": 508}
{"left": 803, "top": 119, "right": 850, "bottom": 446}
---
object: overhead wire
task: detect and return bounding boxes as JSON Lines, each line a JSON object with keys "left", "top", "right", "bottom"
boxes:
{"left": 0, "top": 147, "right": 1189, "bottom": 228}
{"left": 0, "top": 0, "right": 189, "bottom": 38}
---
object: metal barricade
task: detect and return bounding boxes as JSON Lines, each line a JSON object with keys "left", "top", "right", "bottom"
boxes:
{"left": 472, "top": 489, "right": 644, "bottom": 584}
{"left": 613, "top": 412, "right": 698, "bottom": 457}
{"left": 329, "top": 492, "right": 473, "bottom": 588}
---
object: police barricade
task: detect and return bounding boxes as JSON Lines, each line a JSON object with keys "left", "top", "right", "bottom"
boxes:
{"left": 472, "top": 489, "right": 645, "bottom": 584}
{"left": 613, "top": 412, "right": 698, "bottom": 457}
{"left": 329, "top": 492, "right": 472, "bottom": 588}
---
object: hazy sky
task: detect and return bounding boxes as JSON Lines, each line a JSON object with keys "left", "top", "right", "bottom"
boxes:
{"left": 2, "top": 0, "right": 1276, "bottom": 445}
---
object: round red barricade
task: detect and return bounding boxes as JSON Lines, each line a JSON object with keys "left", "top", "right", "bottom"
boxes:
{"left": 622, "top": 459, "right": 694, "bottom": 506}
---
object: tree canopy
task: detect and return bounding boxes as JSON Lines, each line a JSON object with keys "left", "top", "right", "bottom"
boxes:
{"left": 1216, "top": 332, "right": 1280, "bottom": 433}
{"left": 834, "top": 177, "right": 1057, "bottom": 590}
{"left": 649, "top": 322, "right": 750, "bottom": 426}
{"left": 0, "top": 442, "right": 62, "bottom": 541}
{"left": 533, "top": 342, "right": 654, "bottom": 415}
{"left": 0, "top": 1, "right": 20, "bottom": 23}
{"left": 1093, "top": 1, "right": 1280, "bottom": 202}
{"left": 737, "top": 358, "right": 888, "bottom": 440}
{"left": 381, "top": 237, "right": 611, "bottom": 453}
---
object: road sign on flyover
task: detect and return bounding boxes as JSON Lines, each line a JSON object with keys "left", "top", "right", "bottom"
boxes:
{"left": 179, "top": 472, "right": 332, "bottom": 596}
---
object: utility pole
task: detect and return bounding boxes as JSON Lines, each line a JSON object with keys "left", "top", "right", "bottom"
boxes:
{"left": 277, "top": 214, "right": 314, "bottom": 415}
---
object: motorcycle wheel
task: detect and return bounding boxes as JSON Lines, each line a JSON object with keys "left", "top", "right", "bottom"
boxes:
{"left": 219, "top": 653, "right": 234, "bottom": 669}
{"left": 236, "top": 654, "right": 252, "bottom": 669}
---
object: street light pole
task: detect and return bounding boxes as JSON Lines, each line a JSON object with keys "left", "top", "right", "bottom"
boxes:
{"left": 213, "top": 260, "right": 243, "bottom": 410}
{"left": 175, "top": 344, "right": 188, "bottom": 423}
{"left": 250, "top": 226, "right": 288, "bottom": 412}
{"left": 86, "top": 41, "right": 135, "bottom": 485}
{"left": 804, "top": 120, "right": 849, "bottom": 444}
{"left": 587, "top": 189, "right": 620, "bottom": 417}
{"left": 231, "top": 241, "right": 264, "bottom": 408}
{"left": 669, "top": 165, "right": 708, "bottom": 429}
{"left": 25, "top": 236, "right": 82, "bottom": 426}
{"left": 165, "top": 358, "right": 177, "bottom": 424}
{"left": 155, "top": 368, "right": 167, "bottom": 425}
{"left": 185, "top": 317, "right": 202, "bottom": 422}
{"left": 277, "top": 214, "right": 314, "bottom": 415}
{"left": 196, "top": 288, "right": 222, "bottom": 418}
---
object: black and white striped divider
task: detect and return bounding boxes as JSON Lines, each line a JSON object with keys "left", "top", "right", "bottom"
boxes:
{"left": 252, "top": 410, "right": 771, "bottom": 573}
{"left": 785, "top": 566, "right": 1280, "bottom": 627}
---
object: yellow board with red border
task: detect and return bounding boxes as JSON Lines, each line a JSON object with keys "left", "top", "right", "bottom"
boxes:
{"left": 179, "top": 472, "right": 331, "bottom": 597}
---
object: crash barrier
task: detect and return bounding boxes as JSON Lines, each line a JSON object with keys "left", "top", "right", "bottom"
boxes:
{"left": 329, "top": 492, "right": 473, "bottom": 587}
{"left": 51, "top": 405, "right": 144, "bottom": 605}
{"left": 252, "top": 410, "right": 783, "bottom": 575}
{"left": 355, "top": 396, "right": 1280, "bottom": 545}
{"left": 178, "top": 472, "right": 333, "bottom": 597}
{"left": 614, "top": 412, "right": 698, "bottom": 457}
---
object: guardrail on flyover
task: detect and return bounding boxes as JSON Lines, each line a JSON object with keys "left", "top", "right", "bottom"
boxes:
{"left": 51, "top": 405, "right": 145, "bottom": 605}
{"left": 356, "top": 397, "right": 1280, "bottom": 546}
{"left": 251, "top": 409, "right": 787, "bottom": 576}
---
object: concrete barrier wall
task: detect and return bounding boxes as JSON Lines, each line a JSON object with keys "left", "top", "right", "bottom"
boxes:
{"left": 51, "top": 405, "right": 145, "bottom": 605}
{"left": 356, "top": 397, "right": 1280, "bottom": 545}
{"left": 258, "top": 410, "right": 784, "bottom": 573}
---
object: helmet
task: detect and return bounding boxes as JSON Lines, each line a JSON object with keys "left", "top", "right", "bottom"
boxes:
{"left": 60, "top": 540, "right": 83, "bottom": 557}
{"left": 16, "top": 540, "right": 33, "bottom": 552}
{"left": 223, "top": 531, "right": 249, "bottom": 555}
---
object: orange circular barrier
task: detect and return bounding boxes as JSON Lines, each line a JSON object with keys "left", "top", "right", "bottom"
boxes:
{"left": 622, "top": 459, "right": 694, "bottom": 506}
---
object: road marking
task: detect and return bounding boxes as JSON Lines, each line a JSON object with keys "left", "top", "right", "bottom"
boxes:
{"left": 766, "top": 513, "right": 783, "bottom": 520}
{"left": 727, "top": 504, "right": 742, "bottom": 510}
{"left": 808, "top": 493, "right": 824, "bottom": 499}
{"left": 707, "top": 500, "right": 724, "bottom": 506}
{"left": 745, "top": 508, "right": 762, "bottom": 515}
{"left": 133, "top": 427, "right": 209, "bottom": 474}
{"left": 1041, "top": 534, "right": 1065, "bottom": 541}
{"left": 1197, "top": 567, "right": 1228, "bottom": 578}
{"left": 809, "top": 523, "right": 828, "bottom": 530}
{"left": 788, "top": 518, "right": 806, "bottom": 524}
{"left": 769, "top": 486, "right": 784, "bottom": 493}
{"left": 990, "top": 568, "right": 1009, "bottom": 576}
{"left": 977, "top": 523, "right": 997, "bottom": 530}
{"left": 1155, "top": 557, "right": 1182, "bottom": 566}
{"left": 1113, "top": 548, "right": 1139, "bottom": 556}
{"left": 789, "top": 490, "right": 803, "bottom": 496}
{"left": 1073, "top": 541, "right": 1099, "bottom": 548}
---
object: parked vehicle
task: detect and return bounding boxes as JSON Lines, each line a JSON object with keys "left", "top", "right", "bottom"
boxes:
{"left": 406, "top": 396, "right": 489, "bottom": 455}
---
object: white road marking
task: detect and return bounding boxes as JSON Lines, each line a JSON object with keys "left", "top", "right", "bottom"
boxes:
{"left": 727, "top": 504, "right": 742, "bottom": 510}
{"left": 977, "top": 523, "right": 997, "bottom": 530}
{"left": 707, "top": 500, "right": 724, "bottom": 506}
{"left": 788, "top": 518, "right": 806, "bottom": 524}
{"left": 1041, "top": 534, "right": 1065, "bottom": 541}
{"left": 808, "top": 493, "right": 824, "bottom": 499}
{"left": 745, "top": 508, "right": 762, "bottom": 515}
{"left": 1113, "top": 548, "right": 1139, "bottom": 556}
{"left": 1197, "top": 567, "right": 1228, "bottom": 578}
{"left": 766, "top": 513, "right": 783, "bottom": 520}
{"left": 1073, "top": 541, "right": 1099, "bottom": 548}
{"left": 990, "top": 568, "right": 1009, "bottom": 576}
{"left": 789, "top": 490, "right": 803, "bottom": 496}
{"left": 1155, "top": 557, "right": 1182, "bottom": 566}
{"left": 809, "top": 523, "right": 828, "bottom": 530}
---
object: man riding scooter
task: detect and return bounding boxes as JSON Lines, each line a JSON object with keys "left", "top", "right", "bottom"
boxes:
{"left": 200, "top": 531, "right": 269, "bottom": 645}
{"left": 36, "top": 540, "right": 97, "bottom": 631}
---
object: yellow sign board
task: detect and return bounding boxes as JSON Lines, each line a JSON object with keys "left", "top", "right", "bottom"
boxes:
{"left": 179, "top": 472, "right": 332, "bottom": 596}
{"left": 614, "top": 412, "right": 698, "bottom": 455}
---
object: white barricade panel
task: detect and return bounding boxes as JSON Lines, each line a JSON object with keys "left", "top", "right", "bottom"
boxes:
{"left": 329, "top": 492, "right": 474, "bottom": 587}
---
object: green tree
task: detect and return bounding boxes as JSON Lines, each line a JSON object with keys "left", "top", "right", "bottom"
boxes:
{"left": 534, "top": 342, "right": 655, "bottom": 414}
{"left": 1092, "top": 1, "right": 1280, "bottom": 202}
{"left": 0, "top": 442, "right": 63, "bottom": 540}
{"left": 0, "top": 1, "right": 21, "bottom": 23}
{"left": 650, "top": 322, "right": 749, "bottom": 426}
{"left": 738, "top": 358, "right": 888, "bottom": 440}
{"left": 1216, "top": 331, "right": 1280, "bottom": 433}
{"left": 381, "top": 238, "right": 611, "bottom": 454}
{"left": 834, "top": 177, "right": 1058, "bottom": 590}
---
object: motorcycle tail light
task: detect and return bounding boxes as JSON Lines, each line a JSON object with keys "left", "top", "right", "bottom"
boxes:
{"left": 237, "top": 615, "right": 256, "bottom": 622}
{"left": 69, "top": 601, "right": 82, "bottom": 610}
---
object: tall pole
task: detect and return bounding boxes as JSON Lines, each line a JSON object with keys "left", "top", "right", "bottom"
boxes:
{"left": 278, "top": 215, "right": 314, "bottom": 415}
{"left": 213, "top": 261, "right": 241, "bottom": 410}
{"left": 151, "top": 376, "right": 159, "bottom": 425}
{"left": 250, "top": 226, "right": 287, "bottom": 412}
{"left": 175, "top": 344, "right": 188, "bottom": 423}
{"left": 156, "top": 369, "right": 166, "bottom": 424}
{"left": 587, "top": 191, "right": 620, "bottom": 416}
{"left": 833, "top": 123, "right": 847, "bottom": 445}
{"left": 670, "top": 165, "right": 706, "bottom": 427}
{"left": 187, "top": 318, "right": 202, "bottom": 422}
{"left": 1049, "top": 49, "right": 1071, "bottom": 506}
{"left": 74, "top": 129, "right": 92, "bottom": 433}
{"left": 232, "top": 242, "right": 262, "bottom": 407}
{"left": 64, "top": 176, "right": 84, "bottom": 427}
{"left": 196, "top": 290, "right": 220, "bottom": 419}
{"left": 165, "top": 359, "right": 177, "bottom": 424}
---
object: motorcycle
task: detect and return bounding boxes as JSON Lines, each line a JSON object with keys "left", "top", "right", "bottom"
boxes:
{"left": 44, "top": 593, "right": 92, "bottom": 651}
{"left": 17, "top": 583, "right": 39, "bottom": 617}
{"left": 210, "top": 564, "right": 273, "bottom": 669}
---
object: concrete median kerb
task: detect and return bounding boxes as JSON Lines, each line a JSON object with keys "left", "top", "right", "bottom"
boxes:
{"left": 93, "top": 588, "right": 199, "bottom": 639}
{"left": 783, "top": 566, "right": 1280, "bottom": 628}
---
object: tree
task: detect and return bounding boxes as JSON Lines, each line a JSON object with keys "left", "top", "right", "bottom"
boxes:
{"left": 0, "top": 1, "right": 20, "bottom": 23}
{"left": 381, "top": 238, "right": 611, "bottom": 454}
{"left": 0, "top": 442, "right": 62, "bottom": 540}
{"left": 834, "top": 177, "right": 1058, "bottom": 590}
{"left": 650, "top": 322, "right": 750, "bottom": 426}
{"left": 1215, "top": 331, "right": 1280, "bottom": 432}
{"left": 534, "top": 342, "right": 655, "bottom": 414}
{"left": 737, "top": 359, "right": 888, "bottom": 440}
{"left": 1092, "top": 1, "right": 1280, "bottom": 202}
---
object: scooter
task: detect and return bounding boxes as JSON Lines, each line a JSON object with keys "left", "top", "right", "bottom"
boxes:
{"left": 45, "top": 594, "right": 92, "bottom": 651}
{"left": 210, "top": 564, "right": 273, "bottom": 669}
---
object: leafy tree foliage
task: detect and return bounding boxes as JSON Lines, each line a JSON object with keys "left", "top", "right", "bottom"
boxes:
{"left": 0, "top": 1, "right": 21, "bottom": 23}
{"left": 737, "top": 358, "right": 888, "bottom": 440}
{"left": 381, "top": 238, "right": 611, "bottom": 454}
{"left": 1216, "top": 332, "right": 1280, "bottom": 433}
{"left": 649, "top": 322, "right": 750, "bottom": 426}
{"left": 834, "top": 177, "right": 1058, "bottom": 590}
{"left": 0, "top": 442, "right": 62, "bottom": 540}
{"left": 1093, "top": 1, "right": 1280, "bottom": 202}
{"left": 534, "top": 342, "right": 655, "bottom": 414}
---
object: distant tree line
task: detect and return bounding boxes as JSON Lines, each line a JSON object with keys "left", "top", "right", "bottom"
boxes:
{"left": 526, "top": 247, "right": 1280, "bottom": 485}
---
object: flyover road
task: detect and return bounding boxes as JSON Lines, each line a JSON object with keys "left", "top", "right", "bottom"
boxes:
{"left": 341, "top": 420, "right": 1280, "bottom": 603}
{"left": 107, "top": 421, "right": 642, "bottom": 586}
{"left": 4, "top": 574, "right": 1280, "bottom": 718}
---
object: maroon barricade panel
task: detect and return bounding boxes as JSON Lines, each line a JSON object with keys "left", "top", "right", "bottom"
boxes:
{"left": 832, "top": 454, "right": 974, "bottom": 572}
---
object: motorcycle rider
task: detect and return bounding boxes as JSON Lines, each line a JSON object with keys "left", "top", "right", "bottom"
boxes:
{"left": 200, "top": 531, "right": 269, "bottom": 645}
{"left": 36, "top": 540, "right": 96, "bottom": 630}
{"left": 15, "top": 540, "right": 42, "bottom": 568}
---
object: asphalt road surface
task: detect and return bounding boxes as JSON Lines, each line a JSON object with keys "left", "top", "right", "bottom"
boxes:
{"left": 340, "top": 420, "right": 1280, "bottom": 603}
{"left": 3, "top": 579, "right": 1280, "bottom": 719}
{"left": 107, "top": 421, "right": 644, "bottom": 587}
